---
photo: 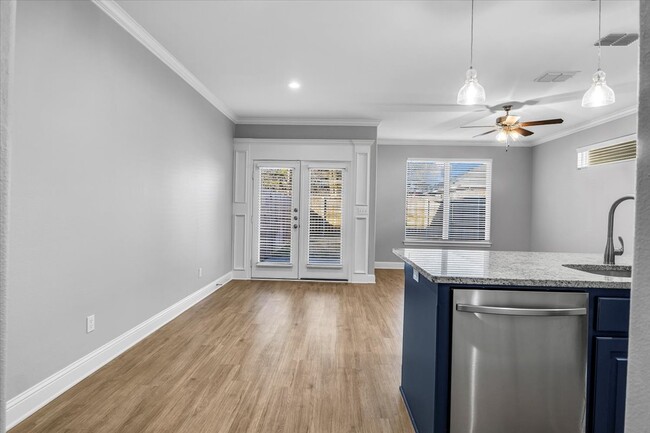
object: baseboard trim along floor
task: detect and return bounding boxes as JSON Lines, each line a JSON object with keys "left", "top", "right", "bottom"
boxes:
{"left": 5, "top": 271, "right": 233, "bottom": 429}
{"left": 375, "top": 261, "right": 404, "bottom": 270}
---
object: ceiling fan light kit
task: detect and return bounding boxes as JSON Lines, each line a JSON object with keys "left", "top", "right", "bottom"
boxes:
{"left": 462, "top": 105, "right": 564, "bottom": 149}
{"left": 582, "top": 0, "right": 615, "bottom": 108}
{"left": 457, "top": 0, "right": 486, "bottom": 105}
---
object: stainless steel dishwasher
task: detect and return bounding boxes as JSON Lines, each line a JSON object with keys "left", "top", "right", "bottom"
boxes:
{"left": 450, "top": 289, "right": 589, "bottom": 433}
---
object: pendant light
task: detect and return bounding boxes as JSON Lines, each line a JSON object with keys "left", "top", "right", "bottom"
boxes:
{"left": 457, "top": 0, "right": 486, "bottom": 105}
{"left": 582, "top": 0, "right": 615, "bottom": 108}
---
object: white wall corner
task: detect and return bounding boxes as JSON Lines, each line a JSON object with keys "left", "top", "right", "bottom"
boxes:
{"left": 625, "top": 1, "right": 650, "bottom": 430}
{"left": 5, "top": 272, "right": 233, "bottom": 430}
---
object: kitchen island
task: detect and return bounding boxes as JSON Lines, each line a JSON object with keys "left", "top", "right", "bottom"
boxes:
{"left": 393, "top": 248, "right": 632, "bottom": 433}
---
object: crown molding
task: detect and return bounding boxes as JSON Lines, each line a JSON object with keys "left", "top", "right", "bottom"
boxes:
{"left": 531, "top": 106, "right": 638, "bottom": 146}
{"left": 234, "top": 138, "right": 376, "bottom": 146}
{"left": 91, "top": 0, "right": 237, "bottom": 123}
{"left": 237, "top": 117, "right": 381, "bottom": 127}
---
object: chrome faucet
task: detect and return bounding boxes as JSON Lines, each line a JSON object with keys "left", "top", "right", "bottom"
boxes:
{"left": 604, "top": 195, "right": 634, "bottom": 265}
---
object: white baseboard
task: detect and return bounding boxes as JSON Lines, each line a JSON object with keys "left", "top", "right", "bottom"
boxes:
{"left": 350, "top": 274, "right": 376, "bottom": 284}
{"left": 6, "top": 271, "right": 233, "bottom": 430}
{"left": 374, "top": 261, "right": 404, "bottom": 270}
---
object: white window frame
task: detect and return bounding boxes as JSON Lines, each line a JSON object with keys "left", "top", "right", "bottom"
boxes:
{"left": 403, "top": 158, "right": 493, "bottom": 248}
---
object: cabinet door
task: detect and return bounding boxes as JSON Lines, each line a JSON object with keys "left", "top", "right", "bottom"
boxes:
{"left": 593, "top": 337, "right": 628, "bottom": 433}
{"left": 401, "top": 265, "right": 438, "bottom": 433}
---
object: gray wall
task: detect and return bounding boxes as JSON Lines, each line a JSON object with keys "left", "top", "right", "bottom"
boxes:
{"left": 234, "top": 124, "right": 377, "bottom": 141}
{"left": 375, "top": 144, "right": 533, "bottom": 262}
{"left": 530, "top": 115, "right": 637, "bottom": 254}
{"left": 626, "top": 1, "right": 649, "bottom": 429}
{"left": 235, "top": 124, "right": 378, "bottom": 275}
{"left": 7, "top": 0, "right": 234, "bottom": 399}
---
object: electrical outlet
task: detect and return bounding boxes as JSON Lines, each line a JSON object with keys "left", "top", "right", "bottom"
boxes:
{"left": 86, "top": 315, "right": 95, "bottom": 333}
{"left": 198, "top": 267, "right": 203, "bottom": 278}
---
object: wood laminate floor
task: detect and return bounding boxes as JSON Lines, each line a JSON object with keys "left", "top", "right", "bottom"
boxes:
{"left": 11, "top": 269, "right": 413, "bottom": 433}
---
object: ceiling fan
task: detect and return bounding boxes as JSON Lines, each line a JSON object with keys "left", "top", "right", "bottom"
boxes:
{"left": 461, "top": 105, "right": 564, "bottom": 144}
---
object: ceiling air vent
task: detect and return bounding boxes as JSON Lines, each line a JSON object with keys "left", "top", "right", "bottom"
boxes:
{"left": 534, "top": 71, "right": 579, "bottom": 83}
{"left": 594, "top": 33, "right": 639, "bottom": 46}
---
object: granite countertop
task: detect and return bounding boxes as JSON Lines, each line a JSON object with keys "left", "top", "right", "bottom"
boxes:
{"left": 393, "top": 248, "right": 632, "bottom": 289}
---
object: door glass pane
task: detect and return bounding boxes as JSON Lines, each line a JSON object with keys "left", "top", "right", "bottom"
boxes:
{"left": 308, "top": 168, "right": 343, "bottom": 266}
{"left": 258, "top": 167, "right": 294, "bottom": 264}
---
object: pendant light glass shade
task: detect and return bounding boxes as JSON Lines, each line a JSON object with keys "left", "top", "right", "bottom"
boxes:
{"left": 582, "top": 70, "right": 615, "bottom": 108}
{"left": 457, "top": 68, "right": 486, "bottom": 105}
{"left": 583, "top": 0, "right": 615, "bottom": 108}
{"left": 457, "top": 0, "right": 486, "bottom": 105}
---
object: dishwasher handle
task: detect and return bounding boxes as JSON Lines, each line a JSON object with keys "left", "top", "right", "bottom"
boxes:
{"left": 456, "top": 304, "right": 587, "bottom": 317}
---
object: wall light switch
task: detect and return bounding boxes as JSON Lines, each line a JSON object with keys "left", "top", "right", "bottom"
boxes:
{"left": 198, "top": 267, "right": 203, "bottom": 278}
{"left": 86, "top": 315, "right": 95, "bottom": 333}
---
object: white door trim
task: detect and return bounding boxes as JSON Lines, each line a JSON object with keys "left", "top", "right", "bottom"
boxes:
{"left": 232, "top": 139, "right": 375, "bottom": 283}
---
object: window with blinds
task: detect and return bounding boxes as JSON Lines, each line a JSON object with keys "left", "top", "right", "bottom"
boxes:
{"left": 577, "top": 139, "right": 637, "bottom": 169}
{"left": 405, "top": 159, "right": 492, "bottom": 243}
{"left": 308, "top": 168, "right": 343, "bottom": 266}
{"left": 258, "top": 167, "right": 294, "bottom": 264}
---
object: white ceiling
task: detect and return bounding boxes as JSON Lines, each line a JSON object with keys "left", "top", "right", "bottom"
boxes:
{"left": 116, "top": 0, "right": 640, "bottom": 145}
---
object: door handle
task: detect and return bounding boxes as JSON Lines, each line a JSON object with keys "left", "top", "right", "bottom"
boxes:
{"left": 456, "top": 304, "right": 587, "bottom": 316}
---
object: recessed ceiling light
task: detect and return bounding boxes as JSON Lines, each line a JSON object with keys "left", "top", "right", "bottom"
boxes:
{"left": 288, "top": 81, "right": 301, "bottom": 90}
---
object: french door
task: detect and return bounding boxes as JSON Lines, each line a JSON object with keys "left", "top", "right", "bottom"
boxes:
{"left": 251, "top": 161, "right": 348, "bottom": 280}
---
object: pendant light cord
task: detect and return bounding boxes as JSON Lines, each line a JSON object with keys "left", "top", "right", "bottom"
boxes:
{"left": 597, "top": 0, "right": 602, "bottom": 70}
{"left": 470, "top": 0, "right": 475, "bottom": 68}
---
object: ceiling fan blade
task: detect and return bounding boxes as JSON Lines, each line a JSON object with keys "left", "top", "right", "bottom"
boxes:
{"left": 460, "top": 125, "right": 495, "bottom": 128}
{"left": 519, "top": 118, "right": 564, "bottom": 127}
{"left": 473, "top": 130, "right": 497, "bottom": 138}
{"left": 513, "top": 128, "right": 534, "bottom": 137}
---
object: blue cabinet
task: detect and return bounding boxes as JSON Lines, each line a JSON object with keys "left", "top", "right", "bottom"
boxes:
{"left": 591, "top": 296, "right": 630, "bottom": 433}
{"left": 400, "top": 265, "right": 451, "bottom": 433}
{"left": 592, "top": 338, "right": 628, "bottom": 433}
{"left": 401, "top": 266, "right": 438, "bottom": 433}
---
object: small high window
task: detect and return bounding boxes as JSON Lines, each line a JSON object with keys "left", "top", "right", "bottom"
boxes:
{"left": 577, "top": 136, "right": 637, "bottom": 169}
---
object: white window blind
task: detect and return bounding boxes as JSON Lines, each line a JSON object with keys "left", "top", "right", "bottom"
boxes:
{"left": 577, "top": 139, "right": 637, "bottom": 169}
{"left": 258, "top": 167, "right": 294, "bottom": 264}
{"left": 308, "top": 168, "right": 344, "bottom": 266}
{"left": 405, "top": 159, "right": 492, "bottom": 243}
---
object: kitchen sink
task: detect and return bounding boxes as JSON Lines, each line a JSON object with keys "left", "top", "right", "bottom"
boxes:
{"left": 563, "top": 264, "right": 632, "bottom": 278}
